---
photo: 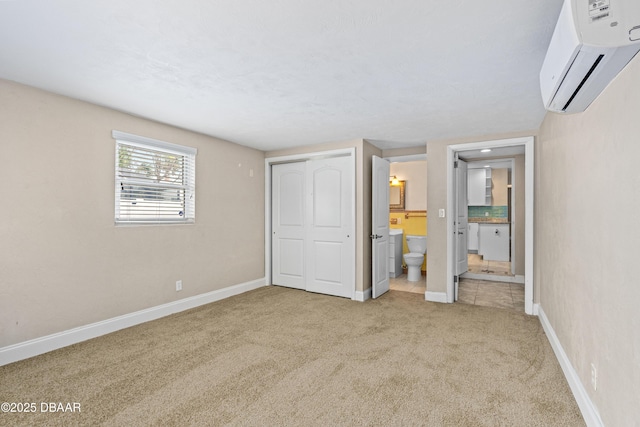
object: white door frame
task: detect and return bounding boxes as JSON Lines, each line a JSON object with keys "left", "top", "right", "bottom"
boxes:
{"left": 265, "top": 148, "right": 357, "bottom": 300}
{"left": 446, "top": 136, "right": 535, "bottom": 315}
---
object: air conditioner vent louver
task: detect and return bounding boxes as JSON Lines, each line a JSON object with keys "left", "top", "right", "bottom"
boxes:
{"left": 562, "top": 54, "right": 604, "bottom": 111}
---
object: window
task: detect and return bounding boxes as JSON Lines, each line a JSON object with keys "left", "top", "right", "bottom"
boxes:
{"left": 113, "top": 130, "right": 196, "bottom": 224}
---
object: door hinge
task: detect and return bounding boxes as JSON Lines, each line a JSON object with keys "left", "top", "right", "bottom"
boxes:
{"left": 454, "top": 161, "right": 458, "bottom": 168}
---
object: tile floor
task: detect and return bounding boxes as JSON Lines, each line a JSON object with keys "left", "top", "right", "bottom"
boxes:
{"left": 467, "top": 253, "right": 513, "bottom": 276}
{"left": 389, "top": 254, "right": 523, "bottom": 312}
{"left": 389, "top": 274, "right": 426, "bottom": 294}
{"left": 389, "top": 274, "right": 524, "bottom": 313}
{"left": 457, "top": 278, "right": 524, "bottom": 312}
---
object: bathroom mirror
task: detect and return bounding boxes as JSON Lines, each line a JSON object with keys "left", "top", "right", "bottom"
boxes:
{"left": 390, "top": 180, "right": 405, "bottom": 211}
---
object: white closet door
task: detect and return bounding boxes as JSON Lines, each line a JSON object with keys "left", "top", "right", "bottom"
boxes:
{"left": 305, "top": 156, "right": 354, "bottom": 298}
{"left": 272, "top": 162, "right": 306, "bottom": 290}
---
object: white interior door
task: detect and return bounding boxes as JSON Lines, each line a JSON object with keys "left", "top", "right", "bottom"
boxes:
{"left": 271, "top": 162, "right": 306, "bottom": 290}
{"left": 372, "top": 156, "right": 390, "bottom": 298}
{"left": 305, "top": 156, "right": 354, "bottom": 298}
{"left": 454, "top": 158, "right": 469, "bottom": 300}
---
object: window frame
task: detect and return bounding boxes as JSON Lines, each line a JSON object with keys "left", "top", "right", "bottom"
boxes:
{"left": 112, "top": 130, "right": 197, "bottom": 225}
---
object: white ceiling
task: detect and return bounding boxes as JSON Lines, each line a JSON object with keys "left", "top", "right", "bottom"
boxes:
{"left": 0, "top": 0, "right": 562, "bottom": 151}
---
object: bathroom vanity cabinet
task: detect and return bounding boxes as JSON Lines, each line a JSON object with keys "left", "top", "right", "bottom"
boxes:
{"left": 389, "top": 231, "right": 403, "bottom": 278}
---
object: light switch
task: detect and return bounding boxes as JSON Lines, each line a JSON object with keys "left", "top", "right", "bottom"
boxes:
{"left": 439, "top": 209, "right": 445, "bottom": 218}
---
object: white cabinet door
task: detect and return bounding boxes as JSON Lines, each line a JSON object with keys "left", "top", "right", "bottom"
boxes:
{"left": 478, "top": 224, "right": 509, "bottom": 261}
{"left": 468, "top": 223, "right": 479, "bottom": 251}
{"left": 467, "top": 169, "right": 486, "bottom": 206}
{"left": 467, "top": 168, "right": 492, "bottom": 206}
{"left": 389, "top": 232, "right": 403, "bottom": 278}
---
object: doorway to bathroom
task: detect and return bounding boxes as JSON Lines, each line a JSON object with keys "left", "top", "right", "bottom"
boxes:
{"left": 384, "top": 154, "right": 428, "bottom": 297}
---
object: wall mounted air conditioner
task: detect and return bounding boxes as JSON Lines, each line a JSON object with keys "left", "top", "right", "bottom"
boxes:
{"left": 540, "top": 0, "right": 640, "bottom": 113}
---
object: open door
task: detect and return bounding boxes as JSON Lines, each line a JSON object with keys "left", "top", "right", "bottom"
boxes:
{"left": 372, "top": 156, "right": 390, "bottom": 298}
{"left": 454, "top": 158, "right": 468, "bottom": 301}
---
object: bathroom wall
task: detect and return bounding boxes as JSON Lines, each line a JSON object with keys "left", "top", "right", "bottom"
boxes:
{"left": 389, "top": 160, "right": 427, "bottom": 211}
{"left": 389, "top": 160, "right": 427, "bottom": 270}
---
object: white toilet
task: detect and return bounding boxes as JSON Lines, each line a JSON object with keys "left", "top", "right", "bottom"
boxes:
{"left": 403, "top": 235, "right": 427, "bottom": 282}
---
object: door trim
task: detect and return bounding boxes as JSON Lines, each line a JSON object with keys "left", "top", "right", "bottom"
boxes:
{"left": 265, "top": 148, "right": 356, "bottom": 300}
{"left": 446, "top": 136, "right": 535, "bottom": 314}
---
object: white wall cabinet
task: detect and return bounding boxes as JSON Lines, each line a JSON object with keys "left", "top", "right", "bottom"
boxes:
{"left": 468, "top": 168, "right": 492, "bottom": 206}
{"left": 478, "top": 224, "right": 509, "bottom": 261}
{"left": 389, "top": 231, "right": 403, "bottom": 278}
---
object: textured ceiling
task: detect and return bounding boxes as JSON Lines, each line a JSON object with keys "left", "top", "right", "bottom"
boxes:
{"left": 0, "top": 0, "right": 562, "bottom": 151}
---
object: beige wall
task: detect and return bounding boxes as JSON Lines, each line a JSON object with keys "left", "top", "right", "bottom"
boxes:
{"left": 537, "top": 55, "right": 640, "bottom": 425}
{"left": 265, "top": 139, "right": 382, "bottom": 293}
{"left": 425, "top": 131, "right": 534, "bottom": 294}
{"left": 381, "top": 145, "right": 426, "bottom": 158}
{"left": 491, "top": 168, "right": 508, "bottom": 206}
{"left": 0, "top": 80, "right": 266, "bottom": 348}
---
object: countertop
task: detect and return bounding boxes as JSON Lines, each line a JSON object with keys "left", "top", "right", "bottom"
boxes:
{"left": 468, "top": 218, "right": 510, "bottom": 224}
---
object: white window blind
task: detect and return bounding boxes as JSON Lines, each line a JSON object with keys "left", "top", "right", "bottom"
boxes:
{"left": 113, "top": 131, "right": 196, "bottom": 224}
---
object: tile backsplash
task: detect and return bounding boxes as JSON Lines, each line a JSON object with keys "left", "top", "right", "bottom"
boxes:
{"left": 468, "top": 205, "right": 508, "bottom": 219}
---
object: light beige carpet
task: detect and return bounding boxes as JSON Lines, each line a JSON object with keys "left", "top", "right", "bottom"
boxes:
{"left": 0, "top": 286, "right": 584, "bottom": 426}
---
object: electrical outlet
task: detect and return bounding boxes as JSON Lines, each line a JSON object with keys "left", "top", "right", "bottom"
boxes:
{"left": 591, "top": 363, "right": 597, "bottom": 390}
{"left": 176, "top": 280, "right": 182, "bottom": 292}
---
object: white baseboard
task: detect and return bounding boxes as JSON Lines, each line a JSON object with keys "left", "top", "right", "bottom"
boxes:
{"left": 0, "top": 278, "right": 266, "bottom": 367}
{"left": 538, "top": 306, "right": 603, "bottom": 427}
{"left": 532, "top": 303, "right": 540, "bottom": 316}
{"left": 425, "top": 291, "right": 448, "bottom": 303}
{"left": 354, "top": 287, "right": 372, "bottom": 302}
